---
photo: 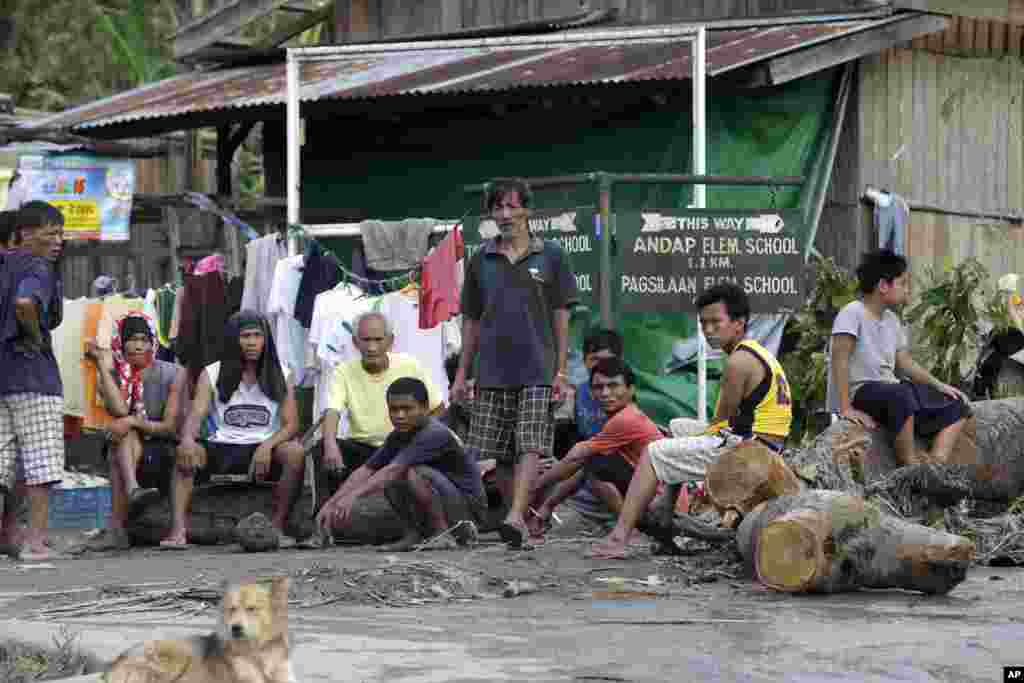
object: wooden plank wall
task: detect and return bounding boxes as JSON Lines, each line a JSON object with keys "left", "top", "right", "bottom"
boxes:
{"left": 914, "top": 15, "right": 1024, "bottom": 57}
{"left": 856, "top": 45, "right": 1024, "bottom": 290}
{"left": 358, "top": 0, "right": 868, "bottom": 37}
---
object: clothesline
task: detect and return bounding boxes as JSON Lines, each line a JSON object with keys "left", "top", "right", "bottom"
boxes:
{"left": 287, "top": 222, "right": 443, "bottom": 292}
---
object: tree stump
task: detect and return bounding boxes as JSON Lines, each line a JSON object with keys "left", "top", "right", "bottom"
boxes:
{"left": 737, "top": 491, "right": 975, "bottom": 594}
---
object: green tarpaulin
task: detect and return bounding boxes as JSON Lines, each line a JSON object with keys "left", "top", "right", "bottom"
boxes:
{"left": 307, "top": 70, "right": 841, "bottom": 426}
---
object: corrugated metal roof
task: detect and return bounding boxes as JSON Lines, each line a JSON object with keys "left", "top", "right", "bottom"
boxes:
{"left": 30, "top": 19, "right": 889, "bottom": 132}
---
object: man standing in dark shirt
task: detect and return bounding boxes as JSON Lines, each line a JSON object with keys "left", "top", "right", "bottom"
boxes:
{"left": 317, "top": 377, "right": 485, "bottom": 552}
{"left": 0, "top": 201, "right": 65, "bottom": 561}
{"left": 452, "top": 178, "right": 577, "bottom": 549}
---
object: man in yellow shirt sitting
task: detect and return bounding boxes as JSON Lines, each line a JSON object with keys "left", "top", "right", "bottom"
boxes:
{"left": 321, "top": 311, "right": 443, "bottom": 479}
{"left": 590, "top": 283, "right": 793, "bottom": 559}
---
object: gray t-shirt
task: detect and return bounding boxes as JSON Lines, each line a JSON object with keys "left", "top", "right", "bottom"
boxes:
{"left": 826, "top": 300, "right": 908, "bottom": 413}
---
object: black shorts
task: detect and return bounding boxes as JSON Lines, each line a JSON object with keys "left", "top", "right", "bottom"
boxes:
{"left": 583, "top": 451, "right": 636, "bottom": 497}
{"left": 138, "top": 439, "right": 176, "bottom": 492}
{"left": 104, "top": 438, "right": 177, "bottom": 493}
{"left": 195, "top": 441, "right": 284, "bottom": 484}
{"left": 853, "top": 381, "right": 971, "bottom": 437}
{"left": 311, "top": 438, "right": 377, "bottom": 470}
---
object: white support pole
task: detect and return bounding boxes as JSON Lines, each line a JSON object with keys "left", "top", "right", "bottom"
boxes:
{"left": 692, "top": 26, "right": 708, "bottom": 424}
{"left": 286, "top": 49, "right": 301, "bottom": 257}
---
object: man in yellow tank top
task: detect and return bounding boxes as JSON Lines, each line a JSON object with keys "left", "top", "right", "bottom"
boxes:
{"left": 590, "top": 283, "right": 792, "bottom": 559}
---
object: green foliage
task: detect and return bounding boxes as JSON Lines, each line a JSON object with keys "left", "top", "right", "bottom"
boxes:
{"left": 780, "top": 255, "right": 858, "bottom": 444}
{"left": 96, "top": 0, "right": 178, "bottom": 87}
{"left": 906, "top": 258, "right": 997, "bottom": 388}
{"left": 0, "top": 1, "right": 179, "bottom": 111}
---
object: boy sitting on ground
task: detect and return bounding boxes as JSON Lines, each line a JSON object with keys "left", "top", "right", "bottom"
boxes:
{"left": 528, "top": 358, "right": 665, "bottom": 544}
{"left": 829, "top": 249, "right": 970, "bottom": 465}
{"left": 316, "top": 377, "right": 486, "bottom": 551}
{"left": 528, "top": 328, "right": 627, "bottom": 539}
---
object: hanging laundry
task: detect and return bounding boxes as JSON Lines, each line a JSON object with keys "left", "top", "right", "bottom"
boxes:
{"left": 178, "top": 272, "right": 231, "bottom": 384}
{"left": 359, "top": 218, "right": 436, "bottom": 271}
{"left": 226, "top": 275, "right": 244, "bottom": 316}
{"left": 378, "top": 286, "right": 451, "bottom": 403}
{"left": 241, "top": 233, "right": 287, "bottom": 317}
{"left": 143, "top": 288, "right": 159, "bottom": 329}
{"left": 169, "top": 285, "right": 184, "bottom": 342}
{"left": 266, "top": 254, "right": 309, "bottom": 385}
{"left": 419, "top": 227, "right": 464, "bottom": 329}
{"left": 81, "top": 299, "right": 113, "bottom": 429}
{"left": 51, "top": 297, "right": 89, "bottom": 417}
{"left": 308, "top": 283, "right": 371, "bottom": 427}
{"left": 154, "top": 286, "right": 176, "bottom": 348}
{"left": 194, "top": 253, "right": 225, "bottom": 275}
{"left": 294, "top": 240, "right": 342, "bottom": 329}
{"left": 875, "top": 192, "right": 908, "bottom": 256}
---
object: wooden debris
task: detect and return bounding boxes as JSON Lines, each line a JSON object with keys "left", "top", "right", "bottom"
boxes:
{"left": 737, "top": 491, "right": 975, "bottom": 594}
{"left": 705, "top": 441, "right": 803, "bottom": 518}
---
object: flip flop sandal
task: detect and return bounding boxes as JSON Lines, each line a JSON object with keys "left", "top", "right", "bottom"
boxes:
{"left": 499, "top": 522, "right": 529, "bottom": 549}
{"left": 158, "top": 539, "right": 190, "bottom": 551}
{"left": 127, "top": 487, "right": 161, "bottom": 516}
{"left": 585, "top": 546, "right": 640, "bottom": 561}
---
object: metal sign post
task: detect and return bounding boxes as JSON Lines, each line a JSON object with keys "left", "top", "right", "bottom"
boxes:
{"left": 285, "top": 50, "right": 301, "bottom": 258}
{"left": 693, "top": 26, "right": 709, "bottom": 423}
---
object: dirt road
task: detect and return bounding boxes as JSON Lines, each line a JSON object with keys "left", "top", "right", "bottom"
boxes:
{"left": 0, "top": 532, "right": 1020, "bottom": 682}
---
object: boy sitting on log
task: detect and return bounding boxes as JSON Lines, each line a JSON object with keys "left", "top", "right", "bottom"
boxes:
{"left": 829, "top": 249, "right": 970, "bottom": 465}
{"left": 590, "top": 283, "right": 792, "bottom": 559}
{"left": 316, "top": 377, "right": 486, "bottom": 552}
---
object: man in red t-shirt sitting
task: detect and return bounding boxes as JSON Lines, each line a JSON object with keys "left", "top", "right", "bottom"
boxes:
{"left": 526, "top": 358, "right": 674, "bottom": 546}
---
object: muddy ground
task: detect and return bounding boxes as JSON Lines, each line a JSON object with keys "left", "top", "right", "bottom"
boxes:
{"left": 0, "top": 527, "right": 1023, "bottom": 682}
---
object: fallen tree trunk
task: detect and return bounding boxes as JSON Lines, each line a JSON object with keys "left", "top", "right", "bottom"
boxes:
{"left": 129, "top": 483, "right": 317, "bottom": 546}
{"left": 704, "top": 441, "right": 803, "bottom": 520}
{"left": 784, "top": 398, "right": 1024, "bottom": 509}
{"left": 737, "top": 491, "right": 975, "bottom": 594}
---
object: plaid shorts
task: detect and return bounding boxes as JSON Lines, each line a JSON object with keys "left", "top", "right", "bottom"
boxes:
{"left": 0, "top": 393, "right": 65, "bottom": 491}
{"left": 468, "top": 387, "right": 554, "bottom": 465}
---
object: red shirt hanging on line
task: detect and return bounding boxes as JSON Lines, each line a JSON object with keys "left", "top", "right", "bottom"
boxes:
{"left": 419, "top": 227, "right": 464, "bottom": 329}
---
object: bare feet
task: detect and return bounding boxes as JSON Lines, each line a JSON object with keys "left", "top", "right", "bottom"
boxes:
{"left": 159, "top": 530, "right": 189, "bottom": 550}
{"left": 126, "top": 486, "right": 161, "bottom": 518}
{"left": 379, "top": 530, "right": 423, "bottom": 552}
{"left": 499, "top": 518, "right": 530, "bottom": 549}
{"left": 18, "top": 540, "right": 62, "bottom": 562}
{"left": 0, "top": 528, "right": 23, "bottom": 558}
{"left": 588, "top": 533, "right": 634, "bottom": 560}
{"left": 526, "top": 508, "right": 551, "bottom": 543}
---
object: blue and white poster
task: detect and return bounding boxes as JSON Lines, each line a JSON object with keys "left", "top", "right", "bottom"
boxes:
{"left": 12, "top": 153, "right": 135, "bottom": 241}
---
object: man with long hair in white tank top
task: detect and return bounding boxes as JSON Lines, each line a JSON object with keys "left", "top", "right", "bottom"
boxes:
{"left": 161, "top": 311, "right": 306, "bottom": 550}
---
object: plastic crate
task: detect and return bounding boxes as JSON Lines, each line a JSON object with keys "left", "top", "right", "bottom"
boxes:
{"left": 48, "top": 486, "right": 112, "bottom": 530}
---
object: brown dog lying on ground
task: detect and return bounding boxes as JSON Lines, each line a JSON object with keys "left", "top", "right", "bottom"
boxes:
{"left": 105, "top": 576, "right": 295, "bottom": 683}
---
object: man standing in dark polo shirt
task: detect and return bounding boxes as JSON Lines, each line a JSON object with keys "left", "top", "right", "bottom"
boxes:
{"left": 0, "top": 201, "right": 66, "bottom": 561}
{"left": 452, "top": 178, "right": 577, "bottom": 549}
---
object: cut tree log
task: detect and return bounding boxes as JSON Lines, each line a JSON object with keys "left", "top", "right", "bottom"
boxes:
{"left": 784, "top": 398, "right": 1024, "bottom": 510}
{"left": 705, "top": 441, "right": 803, "bottom": 519}
{"left": 737, "top": 491, "right": 975, "bottom": 594}
{"left": 128, "top": 484, "right": 408, "bottom": 546}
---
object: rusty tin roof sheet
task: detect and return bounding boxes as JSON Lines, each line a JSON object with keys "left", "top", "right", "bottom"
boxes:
{"left": 32, "top": 19, "right": 884, "bottom": 131}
